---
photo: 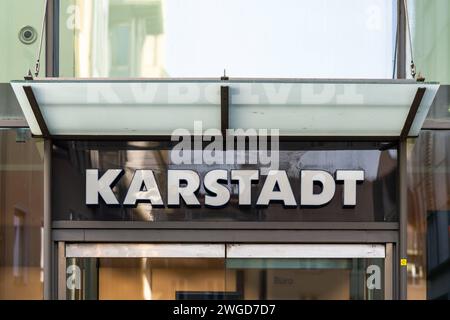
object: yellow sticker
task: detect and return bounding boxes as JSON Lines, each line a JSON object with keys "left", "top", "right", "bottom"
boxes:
{"left": 400, "top": 258, "right": 407, "bottom": 266}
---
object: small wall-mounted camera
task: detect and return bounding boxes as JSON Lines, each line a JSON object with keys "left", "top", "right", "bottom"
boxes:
{"left": 18, "top": 26, "right": 38, "bottom": 45}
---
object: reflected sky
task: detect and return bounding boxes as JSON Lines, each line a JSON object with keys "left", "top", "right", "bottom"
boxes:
{"left": 163, "top": 0, "right": 396, "bottom": 78}
{"left": 61, "top": 0, "right": 396, "bottom": 78}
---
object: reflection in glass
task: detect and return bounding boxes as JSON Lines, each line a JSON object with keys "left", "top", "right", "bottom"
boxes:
{"left": 0, "top": 129, "right": 44, "bottom": 299}
{"left": 407, "top": 131, "right": 450, "bottom": 300}
{"left": 0, "top": 83, "right": 24, "bottom": 120}
{"left": 52, "top": 141, "right": 398, "bottom": 222}
{"left": 0, "top": 1, "right": 47, "bottom": 82}
{"left": 226, "top": 258, "right": 385, "bottom": 300}
{"left": 13, "top": 210, "right": 25, "bottom": 279}
{"left": 425, "top": 85, "right": 450, "bottom": 122}
{"left": 67, "top": 258, "right": 227, "bottom": 300}
{"left": 410, "top": 0, "right": 450, "bottom": 85}
{"left": 59, "top": 0, "right": 396, "bottom": 78}
{"left": 66, "top": 257, "right": 385, "bottom": 300}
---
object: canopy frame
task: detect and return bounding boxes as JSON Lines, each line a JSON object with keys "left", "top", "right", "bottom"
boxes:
{"left": 12, "top": 78, "right": 436, "bottom": 141}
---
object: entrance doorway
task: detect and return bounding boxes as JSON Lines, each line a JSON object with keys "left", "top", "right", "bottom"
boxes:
{"left": 59, "top": 244, "right": 393, "bottom": 300}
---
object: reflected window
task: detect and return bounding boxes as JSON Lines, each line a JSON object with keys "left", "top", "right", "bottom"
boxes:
{"left": 0, "top": 129, "right": 44, "bottom": 299}
{"left": 407, "top": 130, "right": 450, "bottom": 300}
{"left": 425, "top": 85, "right": 450, "bottom": 123}
{"left": 410, "top": 0, "right": 450, "bottom": 84}
{"left": 13, "top": 209, "right": 26, "bottom": 280}
{"left": 0, "top": 84, "right": 25, "bottom": 121}
{"left": 59, "top": 0, "right": 397, "bottom": 78}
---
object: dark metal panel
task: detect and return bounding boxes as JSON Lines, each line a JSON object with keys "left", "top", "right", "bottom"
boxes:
{"left": 51, "top": 241, "right": 59, "bottom": 299}
{"left": 45, "top": 0, "right": 59, "bottom": 77}
{"left": 52, "top": 229, "right": 85, "bottom": 241}
{"left": 221, "top": 86, "right": 229, "bottom": 136}
{"left": 48, "top": 135, "right": 400, "bottom": 142}
{"left": 50, "top": 140, "right": 398, "bottom": 153}
{"left": 396, "top": 0, "right": 406, "bottom": 79}
{"left": 79, "top": 229, "right": 398, "bottom": 243}
{"left": 50, "top": 139, "right": 397, "bottom": 151}
{"left": 400, "top": 87, "right": 426, "bottom": 139}
{"left": 394, "top": 239, "right": 400, "bottom": 299}
{"left": 44, "top": 140, "right": 52, "bottom": 299}
{"left": 19, "top": 78, "right": 426, "bottom": 84}
{"left": 52, "top": 221, "right": 399, "bottom": 230}
{"left": 398, "top": 139, "right": 408, "bottom": 299}
{"left": 23, "top": 86, "right": 50, "bottom": 137}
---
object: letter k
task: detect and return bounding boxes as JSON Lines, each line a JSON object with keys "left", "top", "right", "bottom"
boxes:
{"left": 86, "top": 169, "right": 123, "bottom": 205}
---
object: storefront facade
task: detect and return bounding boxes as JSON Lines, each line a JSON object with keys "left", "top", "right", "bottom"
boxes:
{"left": 1, "top": 1, "right": 449, "bottom": 300}
{"left": 53, "top": 140, "right": 396, "bottom": 300}
{"left": 6, "top": 77, "right": 437, "bottom": 300}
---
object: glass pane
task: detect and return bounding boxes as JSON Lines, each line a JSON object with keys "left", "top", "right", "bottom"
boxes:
{"left": 59, "top": 0, "right": 396, "bottom": 78}
{"left": 426, "top": 85, "right": 450, "bottom": 122}
{"left": 65, "top": 256, "right": 386, "bottom": 300}
{"left": 410, "top": 0, "right": 450, "bottom": 84}
{"left": 0, "top": 129, "right": 44, "bottom": 299}
{"left": 407, "top": 130, "right": 450, "bottom": 300}
{"left": 52, "top": 141, "right": 398, "bottom": 222}
{"left": 10, "top": 80, "right": 439, "bottom": 137}
{"left": 0, "top": 83, "right": 24, "bottom": 120}
{"left": 226, "top": 258, "right": 385, "bottom": 300}
{"left": 0, "top": 0, "right": 46, "bottom": 82}
{"left": 66, "top": 258, "right": 227, "bottom": 300}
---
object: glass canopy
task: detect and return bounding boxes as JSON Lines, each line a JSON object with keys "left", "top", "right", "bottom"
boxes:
{"left": 10, "top": 79, "right": 439, "bottom": 138}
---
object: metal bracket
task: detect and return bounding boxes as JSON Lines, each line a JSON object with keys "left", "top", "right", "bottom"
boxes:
{"left": 400, "top": 87, "right": 426, "bottom": 139}
{"left": 221, "top": 86, "right": 229, "bottom": 136}
{"left": 23, "top": 86, "right": 49, "bottom": 138}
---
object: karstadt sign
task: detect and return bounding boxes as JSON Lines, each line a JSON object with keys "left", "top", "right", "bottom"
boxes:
{"left": 86, "top": 123, "right": 365, "bottom": 209}
{"left": 86, "top": 168, "right": 364, "bottom": 208}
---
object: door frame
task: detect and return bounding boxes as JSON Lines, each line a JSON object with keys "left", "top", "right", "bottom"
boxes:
{"left": 57, "top": 241, "right": 396, "bottom": 300}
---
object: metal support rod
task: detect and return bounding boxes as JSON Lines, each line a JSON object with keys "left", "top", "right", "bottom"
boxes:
{"left": 220, "top": 86, "right": 229, "bottom": 136}
{"left": 34, "top": 0, "right": 49, "bottom": 77}
{"left": 398, "top": 139, "right": 408, "bottom": 300}
{"left": 402, "top": 0, "right": 416, "bottom": 79}
{"left": 43, "top": 139, "right": 52, "bottom": 299}
{"left": 396, "top": 0, "right": 407, "bottom": 79}
{"left": 45, "top": 0, "right": 59, "bottom": 77}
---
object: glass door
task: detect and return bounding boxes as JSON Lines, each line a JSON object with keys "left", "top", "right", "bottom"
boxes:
{"left": 60, "top": 243, "right": 393, "bottom": 300}
{"left": 62, "top": 244, "right": 227, "bottom": 300}
{"left": 225, "top": 244, "right": 392, "bottom": 300}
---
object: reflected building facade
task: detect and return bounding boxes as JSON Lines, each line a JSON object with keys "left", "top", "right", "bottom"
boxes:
{"left": 0, "top": 127, "right": 44, "bottom": 299}
{"left": 408, "top": 127, "right": 450, "bottom": 299}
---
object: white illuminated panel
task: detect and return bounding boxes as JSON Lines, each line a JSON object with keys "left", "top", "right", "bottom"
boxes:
{"left": 10, "top": 79, "right": 439, "bottom": 137}
{"left": 229, "top": 82, "right": 438, "bottom": 137}
{"left": 11, "top": 80, "right": 222, "bottom": 136}
{"left": 65, "top": 243, "right": 225, "bottom": 258}
{"left": 227, "top": 244, "right": 385, "bottom": 258}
